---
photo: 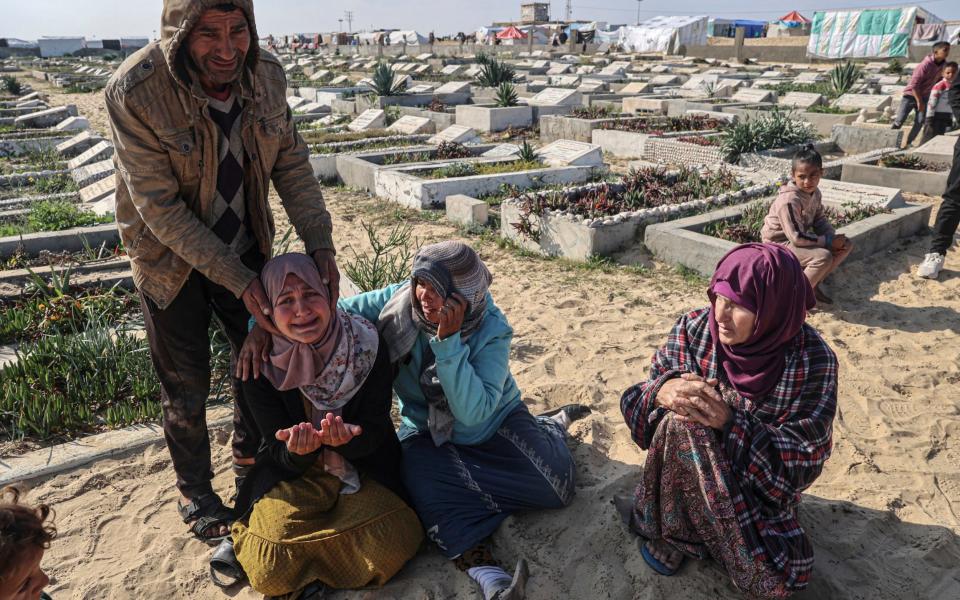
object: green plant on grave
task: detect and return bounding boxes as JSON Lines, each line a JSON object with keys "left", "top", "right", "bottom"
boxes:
{"left": 719, "top": 108, "right": 816, "bottom": 163}
{"left": 384, "top": 105, "right": 402, "bottom": 126}
{"left": 26, "top": 200, "right": 112, "bottom": 232}
{"left": 343, "top": 221, "right": 418, "bottom": 293}
{"left": 570, "top": 105, "right": 617, "bottom": 119}
{"left": 1, "top": 76, "right": 23, "bottom": 96}
{"left": 21, "top": 149, "right": 63, "bottom": 171}
{"left": 432, "top": 161, "right": 479, "bottom": 179}
{"left": 517, "top": 140, "right": 538, "bottom": 162}
{"left": 883, "top": 58, "right": 903, "bottom": 75}
{"left": 370, "top": 62, "right": 406, "bottom": 97}
{"left": 494, "top": 82, "right": 519, "bottom": 107}
{"left": 829, "top": 62, "right": 862, "bottom": 97}
{"left": 33, "top": 174, "right": 78, "bottom": 195}
{"left": 476, "top": 58, "right": 517, "bottom": 88}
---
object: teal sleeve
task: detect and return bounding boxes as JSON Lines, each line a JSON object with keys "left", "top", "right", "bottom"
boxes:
{"left": 337, "top": 283, "right": 404, "bottom": 325}
{"left": 430, "top": 329, "right": 512, "bottom": 427}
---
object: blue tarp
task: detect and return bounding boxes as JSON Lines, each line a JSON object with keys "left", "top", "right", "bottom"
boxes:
{"left": 710, "top": 19, "right": 767, "bottom": 38}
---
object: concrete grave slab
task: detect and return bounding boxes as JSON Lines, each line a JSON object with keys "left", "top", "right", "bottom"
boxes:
{"left": 55, "top": 130, "right": 103, "bottom": 158}
{"left": 440, "top": 65, "right": 465, "bottom": 76}
{"left": 455, "top": 105, "right": 533, "bottom": 132}
{"left": 779, "top": 92, "right": 824, "bottom": 109}
{"left": 649, "top": 75, "right": 681, "bottom": 86}
{"left": 14, "top": 105, "right": 78, "bottom": 128}
{"left": 287, "top": 96, "right": 308, "bottom": 110}
{"left": 407, "top": 84, "right": 437, "bottom": 94}
{"left": 348, "top": 109, "right": 386, "bottom": 132}
{"left": 54, "top": 116, "right": 89, "bottom": 131}
{"left": 388, "top": 115, "right": 436, "bottom": 135}
{"left": 67, "top": 140, "right": 114, "bottom": 170}
{"left": 547, "top": 65, "right": 573, "bottom": 76}
{"left": 537, "top": 140, "right": 603, "bottom": 167}
{"left": 481, "top": 144, "right": 521, "bottom": 158}
{"left": 528, "top": 88, "right": 583, "bottom": 107}
{"left": 731, "top": 88, "right": 775, "bottom": 104}
{"left": 446, "top": 194, "right": 488, "bottom": 226}
{"left": 915, "top": 135, "right": 958, "bottom": 158}
{"left": 429, "top": 124, "right": 480, "bottom": 145}
{"left": 435, "top": 81, "right": 471, "bottom": 95}
{"left": 619, "top": 82, "right": 652, "bottom": 95}
{"left": 80, "top": 176, "right": 117, "bottom": 203}
{"left": 840, "top": 153, "right": 950, "bottom": 197}
{"left": 71, "top": 158, "right": 115, "bottom": 188}
{"left": 835, "top": 94, "right": 891, "bottom": 112}
{"left": 818, "top": 178, "right": 904, "bottom": 209}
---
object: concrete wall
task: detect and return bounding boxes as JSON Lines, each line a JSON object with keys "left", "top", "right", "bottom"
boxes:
{"left": 326, "top": 43, "right": 600, "bottom": 58}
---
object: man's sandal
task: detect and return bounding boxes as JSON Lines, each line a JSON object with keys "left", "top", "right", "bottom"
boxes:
{"left": 177, "top": 493, "right": 234, "bottom": 545}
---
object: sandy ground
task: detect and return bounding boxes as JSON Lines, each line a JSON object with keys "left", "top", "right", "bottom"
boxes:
{"left": 10, "top": 73, "right": 960, "bottom": 599}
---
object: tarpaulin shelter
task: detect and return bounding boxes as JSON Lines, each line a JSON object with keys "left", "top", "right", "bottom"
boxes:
{"left": 388, "top": 30, "right": 428, "bottom": 45}
{"left": 777, "top": 11, "right": 810, "bottom": 28}
{"left": 617, "top": 15, "right": 708, "bottom": 54}
{"left": 807, "top": 6, "right": 943, "bottom": 59}
{"left": 709, "top": 19, "right": 767, "bottom": 38}
{"left": 497, "top": 26, "right": 528, "bottom": 45}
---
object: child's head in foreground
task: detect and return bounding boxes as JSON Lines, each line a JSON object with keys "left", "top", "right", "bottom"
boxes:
{"left": 0, "top": 487, "right": 55, "bottom": 600}
{"left": 943, "top": 61, "right": 958, "bottom": 83}
{"left": 791, "top": 143, "right": 823, "bottom": 195}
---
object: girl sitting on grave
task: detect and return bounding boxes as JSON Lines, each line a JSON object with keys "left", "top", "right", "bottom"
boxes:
{"left": 760, "top": 144, "right": 854, "bottom": 305}
{"left": 338, "top": 241, "right": 590, "bottom": 600}
{"left": 618, "top": 243, "right": 837, "bottom": 599}
{"left": 0, "top": 487, "right": 56, "bottom": 600}
{"left": 211, "top": 253, "right": 422, "bottom": 598}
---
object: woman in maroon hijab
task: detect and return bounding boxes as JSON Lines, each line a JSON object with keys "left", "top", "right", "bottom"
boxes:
{"left": 618, "top": 244, "right": 838, "bottom": 599}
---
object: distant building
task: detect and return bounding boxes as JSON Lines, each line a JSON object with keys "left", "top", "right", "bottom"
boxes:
{"left": 521, "top": 3, "right": 550, "bottom": 24}
{"left": 38, "top": 36, "right": 85, "bottom": 57}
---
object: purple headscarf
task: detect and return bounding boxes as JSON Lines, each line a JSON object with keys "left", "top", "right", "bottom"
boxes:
{"left": 707, "top": 243, "right": 815, "bottom": 400}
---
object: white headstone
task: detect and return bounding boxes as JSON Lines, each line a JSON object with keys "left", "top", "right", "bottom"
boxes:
{"left": 348, "top": 109, "right": 386, "bottom": 132}
{"left": 649, "top": 75, "right": 681, "bottom": 86}
{"left": 528, "top": 87, "right": 582, "bottom": 106}
{"left": 414, "top": 65, "right": 432, "bottom": 75}
{"left": 440, "top": 65, "right": 465, "bottom": 76}
{"left": 387, "top": 115, "right": 436, "bottom": 135}
{"left": 434, "top": 81, "right": 471, "bottom": 95}
{"left": 835, "top": 93, "right": 892, "bottom": 111}
{"left": 287, "top": 96, "right": 309, "bottom": 110}
{"left": 779, "top": 92, "right": 825, "bottom": 109}
{"left": 547, "top": 64, "right": 572, "bottom": 76}
{"left": 818, "top": 179, "right": 904, "bottom": 210}
{"left": 407, "top": 84, "right": 436, "bottom": 94}
{"left": 916, "top": 135, "right": 958, "bottom": 157}
{"left": 54, "top": 116, "right": 90, "bottom": 132}
{"left": 296, "top": 102, "right": 328, "bottom": 115}
{"left": 793, "top": 72, "right": 823, "bottom": 83}
{"left": 619, "top": 82, "right": 652, "bottom": 95}
{"left": 428, "top": 124, "right": 480, "bottom": 145}
{"left": 67, "top": 140, "right": 114, "bottom": 170}
{"left": 536, "top": 140, "right": 603, "bottom": 167}
{"left": 650, "top": 65, "right": 672, "bottom": 74}
{"left": 731, "top": 88, "right": 775, "bottom": 104}
{"left": 79, "top": 176, "right": 116, "bottom": 204}
{"left": 329, "top": 75, "right": 351, "bottom": 86}
{"left": 308, "top": 69, "right": 331, "bottom": 82}
{"left": 481, "top": 144, "right": 521, "bottom": 158}
{"left": 878, "top": 75, "right": 901, "bottom": 85}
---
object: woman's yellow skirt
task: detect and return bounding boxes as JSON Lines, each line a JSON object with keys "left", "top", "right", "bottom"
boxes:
{"left": 232, "top": 464, "right": 423, "bottom": 596}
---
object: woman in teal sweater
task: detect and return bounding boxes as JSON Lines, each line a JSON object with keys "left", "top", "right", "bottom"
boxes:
{"left": 339, "top": 241, "right": 588, "bottom": 600}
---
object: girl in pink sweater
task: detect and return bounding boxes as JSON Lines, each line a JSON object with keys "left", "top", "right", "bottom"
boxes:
{"left": 760, "top": 145, "right": 854, "bottom": 305}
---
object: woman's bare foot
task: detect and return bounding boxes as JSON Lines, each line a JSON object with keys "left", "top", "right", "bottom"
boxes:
{"left": 645, "top": 539, "right": 684, "bottom": 572}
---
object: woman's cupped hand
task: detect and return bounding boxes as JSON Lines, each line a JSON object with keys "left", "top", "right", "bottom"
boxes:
{"left": 275, "top": 415, "right": 362, "bottom": 455}
{"left": 656, "top": 373, "right": 733, "bottom": 430}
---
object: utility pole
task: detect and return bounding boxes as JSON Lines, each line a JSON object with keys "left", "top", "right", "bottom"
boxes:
{"left": 344, "top": 10, "right": 354, "bottom": 33}
{"left": 636, "top": 0, "right": 643, "bottom": 26}
{"left": 565, "top": 0, "right": 572, "bottom": 21}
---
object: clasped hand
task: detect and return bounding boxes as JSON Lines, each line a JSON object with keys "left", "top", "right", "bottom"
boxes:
{"left": 656, "top": 373, "right": 732, "bottom": 430}
{"left": 275, "top": 413, "right": 362, "bottom": 455}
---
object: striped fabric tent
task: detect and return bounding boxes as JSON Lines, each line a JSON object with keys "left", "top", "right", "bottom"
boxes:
{"left": 777, "top": 11, "right": 810, "bottom": 28}
{"left": 807, "top": 6, "right": 942, "bottom": 59}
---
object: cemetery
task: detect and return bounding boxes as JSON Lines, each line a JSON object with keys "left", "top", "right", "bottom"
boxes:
{"left": 2, "top": 4, "right": 960, "bottom": 598}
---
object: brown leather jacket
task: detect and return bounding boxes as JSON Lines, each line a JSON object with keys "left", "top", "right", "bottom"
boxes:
{"left": 105, "top": 0, "right": 333, "bottom": 308}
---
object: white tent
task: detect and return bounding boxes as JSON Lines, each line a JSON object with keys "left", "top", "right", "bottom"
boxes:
{"left": 388, "top": 30, "right": 428, "bottom": 45}
{"left": 616, "top": 16, "right": 708, "bottom": 53}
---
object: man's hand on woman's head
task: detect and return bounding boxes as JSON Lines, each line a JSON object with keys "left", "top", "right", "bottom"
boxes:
{"left": 242, "top": 277, "right": 281, "bottom": 335}
{"left": 236, "top": 324, "right": 272, "bottom": 381}
{"left": 312, "top": 249, "right": 340, "bottom": 308}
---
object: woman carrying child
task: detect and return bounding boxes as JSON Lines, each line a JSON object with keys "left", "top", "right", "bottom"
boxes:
{"left": 761, "top": 144, "right": 854, "bottom": 305}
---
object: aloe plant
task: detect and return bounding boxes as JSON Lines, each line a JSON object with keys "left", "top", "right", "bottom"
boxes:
{"left": 370, "top": 62, "right": 406, "bottom": 97}
{"left": 829, "top": 62, "right": 862, "bottom": 97}
{"left": 476, "top": 58, "right": 516, "bottom": 88}
{"left": 495, "top": 82, "right": 519, "bottom": 107}
{"left": 517, "top": 140, "right": 537, "bottom": 162}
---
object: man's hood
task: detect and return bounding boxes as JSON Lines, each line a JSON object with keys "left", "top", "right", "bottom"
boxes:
{"left": 160, "top": 0, "right": 260, "bottom": 87}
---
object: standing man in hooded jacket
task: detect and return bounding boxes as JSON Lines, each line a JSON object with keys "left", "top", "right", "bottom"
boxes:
{"left": 105, "top": 0, "right": 339, "bottom": 543}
